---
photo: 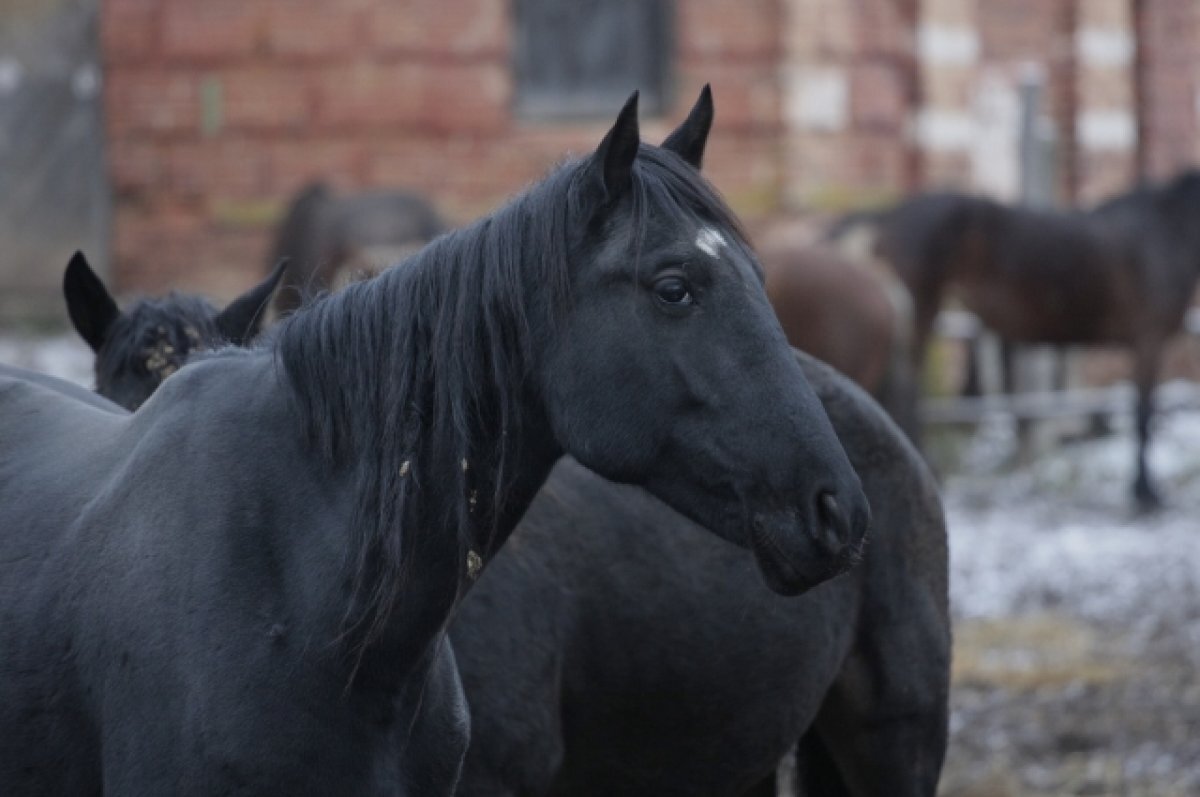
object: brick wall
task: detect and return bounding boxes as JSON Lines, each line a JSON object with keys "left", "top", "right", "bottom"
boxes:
{"left": 100, "top": 0, "right": 1200, "bottom": 297}
{"left": 1136, "top": 0, "right": 1200, "bottom": 180}
{"left": 101, "top": 0, "right": 784, "bottom": 297}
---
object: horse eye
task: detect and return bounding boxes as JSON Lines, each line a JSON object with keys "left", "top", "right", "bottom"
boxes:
{"left": 654, "top": 276, "right": 693, "bottom": 306}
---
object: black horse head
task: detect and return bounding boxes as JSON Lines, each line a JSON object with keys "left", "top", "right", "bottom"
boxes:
{"left": 535, "top": 88, "right": 869, "bottom": 595}
{"left": 280, "top": 87, "right": 869, "bottom": 609}
{"left": 63, "top": 252, "right": 286, "bottom": 410}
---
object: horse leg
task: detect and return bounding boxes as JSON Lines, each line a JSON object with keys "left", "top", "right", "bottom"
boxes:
{"left": 800, "top": 670, "right": 947, "bottom": 797}
{"left": 1132, "top": 339, "right": 1164, "bottom": 511}
{"left": 793, "top": 732, "right": 850, "bottom": 797}
{"left": 961, "top": 336, "right": 984, "bottom": 398}
{"left": 741, "top": 773, "right": 780, "bottom": 797}
{"left": 794, "top": 592, "right": 949, "bottom": 797}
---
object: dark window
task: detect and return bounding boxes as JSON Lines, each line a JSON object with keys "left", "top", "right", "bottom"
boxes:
{"left": 514, "top": 0, "right": 672, "bottom": 120}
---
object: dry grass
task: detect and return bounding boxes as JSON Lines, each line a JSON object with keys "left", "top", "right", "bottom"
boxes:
{"left": 951, "top": 614, "right": 1131, "bottom": 691}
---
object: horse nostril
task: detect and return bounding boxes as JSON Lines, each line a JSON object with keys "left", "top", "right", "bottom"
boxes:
{"left": 814, "top": 490, "right": 848, "bottom": 551}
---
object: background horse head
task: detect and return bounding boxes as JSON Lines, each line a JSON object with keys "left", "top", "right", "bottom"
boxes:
{"left": 63, "top": 251, "right": 286, "bottom": 410}
{"left": 268, "top": 182, "right": 447, "bottom": 315}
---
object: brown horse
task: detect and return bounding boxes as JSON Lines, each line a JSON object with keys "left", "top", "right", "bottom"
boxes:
{"left": 832, "top": 170, "right": 1200, "bottom": 508}
{"left": 267, "top": 182, "right": 447, "bottom": 314}
{"left": 758, "top": 226, "right": 920, "bottom": 443}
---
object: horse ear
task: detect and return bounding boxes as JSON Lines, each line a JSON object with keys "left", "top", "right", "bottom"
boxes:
{"left": 661, "top": 84, "right": 714, "bottom": 169}
{"left": 214, "top": 258, "right": 288, "bottom": 345}
{"left": 584, "top": 91, "right": 641, "bottom": 204}
{"left": 63, "top": 251, "right": 119, "bottom": 352}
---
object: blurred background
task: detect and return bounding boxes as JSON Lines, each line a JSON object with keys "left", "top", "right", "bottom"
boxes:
{"left": 5, "top": 0, "right": 1199, "bottom": 311}
{"left": 2, "top": 0, "right": 1200, "bottom": 794}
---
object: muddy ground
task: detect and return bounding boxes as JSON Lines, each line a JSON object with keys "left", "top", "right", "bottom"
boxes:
{"left": 938, "top": 409, "right": 1200, "bottom": 796}
{"left": 3, "top": 333, "right": 1199, "bottom": 795}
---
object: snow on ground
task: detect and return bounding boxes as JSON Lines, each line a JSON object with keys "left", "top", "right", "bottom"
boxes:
{"left": 946, "top": 402, "right": 1200, "bottom": 659}
{"left": 0, "top": 332, "right": 92, "bottom": 387}
{"left": 940, "top": 401, "right": 1200, "bottom": 796}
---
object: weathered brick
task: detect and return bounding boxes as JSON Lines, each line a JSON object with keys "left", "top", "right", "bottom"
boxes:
{"left": 678, "top": 0, "right": 779, "bottom": 59}
{"left": 313, "top": 61, "right": 424, "bottom": 130}
{"left": 410, "top": 62, "right": 510, "bottom": 134}
{"left": 112, "top": 205, "right": 208, "bottom": 293}
{"left": 108, "top": 139, "right": 165, "bottom": 197}
{"left": 674, "top": 63, "right": 780, "bottom": 132}
{"left": 368, "top": 0, "right": 508, "bottom": 58}
{"left": 165, "top": 139, "right": 272, "bottom": 201}
{"left": 101, "top": 0, "right": 159, "bottom": 64}
{"left": 219, "top": 66, "right": 313, "bottom": 131}
{"left": 850, "top": 62, "right": 909, "bottom": 131}
{"left": 106, "top": 68, "right": 201, "bottom": 136}
{"left": 264, "top": 0, "right": 363, "bottom": 59}
{"left": 161, "top": 2, "right": 265, "bottom": 62}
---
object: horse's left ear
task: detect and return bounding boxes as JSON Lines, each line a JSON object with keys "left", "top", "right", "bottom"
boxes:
{"left": 214, "top": 258, "right": 289, "bottom": 345}
{"left": 661, "top": 84, "right": 714, "bottom": 170}
{"left": 583, "top": 91, "right": 641, "bottom": 205}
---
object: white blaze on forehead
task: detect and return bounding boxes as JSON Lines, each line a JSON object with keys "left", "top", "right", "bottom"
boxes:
{"left": 695, "top": 227, "right": 728, "bottom": 258}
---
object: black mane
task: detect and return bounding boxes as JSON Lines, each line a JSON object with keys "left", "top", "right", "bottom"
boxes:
{"left": 274, "top": 144, "right": 749, "bottom": 643}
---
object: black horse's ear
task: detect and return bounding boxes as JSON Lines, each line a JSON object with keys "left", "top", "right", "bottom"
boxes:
{"left": 585, "top": 91, "right": 641, "bottom": 204}
{"left": 214, "top": 258, "right": 289, "bottom": 345}
{"left": 661, "top": 84, "right": 714, "bottom": 170}
{"left": 63, "top": 251, "right": 119, "bottom": 352}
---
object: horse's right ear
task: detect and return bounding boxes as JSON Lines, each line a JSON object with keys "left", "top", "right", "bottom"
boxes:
{"left": 214, "top": 258, "right": 289, "bottom": 345}
{"left": 63, "top": 251, "right": 119, "bottom": 352}
{"left": 582, "top": 91, "right": 641, "bottom": 206}
{"left": 661, "top": 84, "right": 714, "bottom": 169}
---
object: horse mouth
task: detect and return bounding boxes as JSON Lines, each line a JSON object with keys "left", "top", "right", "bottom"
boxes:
{"left": 749, "top": 511, "right": 863, "bottom": 597}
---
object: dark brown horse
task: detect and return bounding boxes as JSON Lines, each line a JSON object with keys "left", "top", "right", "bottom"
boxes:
{"left": 268, "top": 182, "right": 447, "bottom": 315}
{"left": 833, "top": 171, "right": 1200, "bottom": 508}
{"left": 757, "top": 226, "right": 920, "bottom": 442}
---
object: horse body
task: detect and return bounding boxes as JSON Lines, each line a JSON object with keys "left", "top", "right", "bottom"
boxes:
{"left": 452, "top": 355, "right": 949, "bottom": 797}
{"left": 853, "top": 173, "right": 1200, "bottom": 506}
{"left": 0, "top": 358, "right": 465, "bottom": 795}
{"left": 758, "top": 237, "right": 920, "bottom": 441}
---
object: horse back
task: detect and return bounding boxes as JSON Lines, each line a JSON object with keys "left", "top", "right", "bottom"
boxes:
{"left": 0, "top": 357, "right": 362, "bottom": 793}
{"left": 0, "top": 368, "right": 133, "bottom": 790}
{"left": 760, "top": 240, "right": 897, "bottom": 394}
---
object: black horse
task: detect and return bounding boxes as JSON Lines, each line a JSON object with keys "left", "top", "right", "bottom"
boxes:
{"left": 62, "top": 251, "right": 287, "bottom": 410}
{"left": 450, "top": 354, "right": 948, "bottom": 797}
{"left": 57, "top": 92, "right": 935, "bottom": 796}
{"left": 833, "top": 172, "right": 1200, "bottom": 508}
{"left": 268, "top": 181, "right": 447, "bottom": 315}
{"left": 0, "top": 89, "right": 869, "bottom": 793}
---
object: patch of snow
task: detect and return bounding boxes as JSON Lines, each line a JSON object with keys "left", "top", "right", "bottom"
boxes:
{"left": 0, "top": 333, "right": 93, "bottom": 387}
{"left": 947, "top": 407, "right": 1200, "bottom": 666}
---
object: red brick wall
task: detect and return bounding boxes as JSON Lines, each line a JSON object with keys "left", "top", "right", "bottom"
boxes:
{"left": 102, "top": 0, "right": 784, "bottom": 297}
{"left": 101, "top": 0, "right": 1200, "bottom": 297}
{"left": 1138, "top": 0, "right": 1200, "bottom": 180}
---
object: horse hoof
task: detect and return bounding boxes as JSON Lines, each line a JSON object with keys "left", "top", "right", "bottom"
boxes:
{"left": 1133, "top": 485, "right": 1164, "bottom": 515}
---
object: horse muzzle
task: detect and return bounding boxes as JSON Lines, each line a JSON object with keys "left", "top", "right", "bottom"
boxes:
{"left": 749, "top": 490, "right": 870, "bottom": 596}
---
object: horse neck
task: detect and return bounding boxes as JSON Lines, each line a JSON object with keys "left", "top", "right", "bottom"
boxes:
{"left": 276, "top": 225, "right": 565, "bottom": 684}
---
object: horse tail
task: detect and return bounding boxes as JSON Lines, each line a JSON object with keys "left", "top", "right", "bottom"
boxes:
{"left": 269, "top": 181, "right": 334, "bottom": 316}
